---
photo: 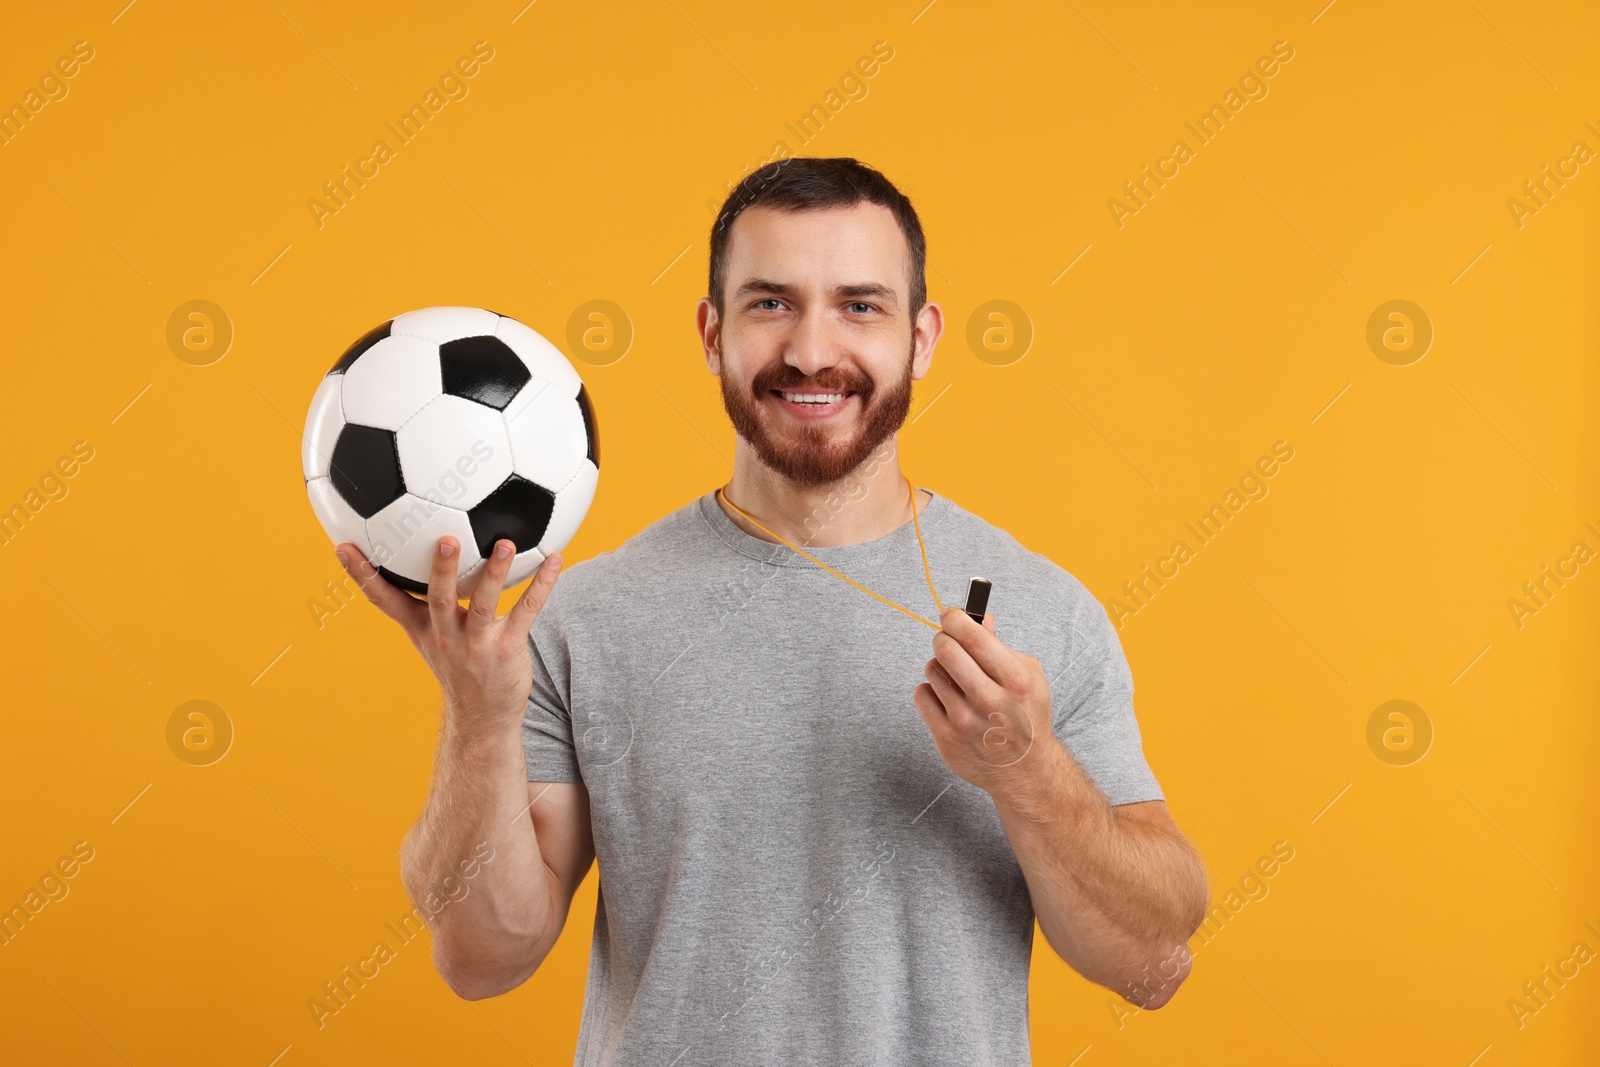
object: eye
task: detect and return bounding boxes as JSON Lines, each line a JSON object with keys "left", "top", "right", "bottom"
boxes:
{"left": 848, "top": 301, "right": 876, "bottom": 314}
{"left": 753, "top": 298, "right": 783, "bottom": 311}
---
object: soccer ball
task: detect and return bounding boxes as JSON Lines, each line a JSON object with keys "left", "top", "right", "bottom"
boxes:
{"left": 302, "top": 306, "right": 599, "bottom": 597}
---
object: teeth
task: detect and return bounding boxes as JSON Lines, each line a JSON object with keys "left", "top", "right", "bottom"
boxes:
{"left": 779, "top": 391, "right": 845, "bottom": 404}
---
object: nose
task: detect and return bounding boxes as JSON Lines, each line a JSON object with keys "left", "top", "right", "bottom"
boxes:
{"left": 783, "top": 306, "right": 842, "bottom": 380}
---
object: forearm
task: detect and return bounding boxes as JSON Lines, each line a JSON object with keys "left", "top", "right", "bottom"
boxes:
{"left": 993, "top": 741, "right": 1207, "bottom": 1004}
{"left": 400, "top": 702, "right": 555, "bottom": 996}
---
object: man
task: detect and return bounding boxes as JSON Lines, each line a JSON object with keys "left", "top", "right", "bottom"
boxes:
{"left": 336, "top": 157, "right": 1208, "bottom": 1065}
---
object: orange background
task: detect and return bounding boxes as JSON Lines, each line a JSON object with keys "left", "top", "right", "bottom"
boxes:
{"left": 2, "top": 0, "right": 1596, "bottom": 1063}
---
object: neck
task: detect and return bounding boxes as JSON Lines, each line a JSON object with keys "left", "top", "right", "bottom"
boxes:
{"left": 718, "top": 437, "right": 930, "bottom": 547}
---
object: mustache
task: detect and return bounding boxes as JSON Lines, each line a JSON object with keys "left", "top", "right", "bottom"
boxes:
{"left": 751, "top": 364, "right": 874, "bottom": 396}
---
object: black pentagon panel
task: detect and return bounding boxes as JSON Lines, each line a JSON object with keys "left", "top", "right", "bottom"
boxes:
{"left": 329, "top": 319, "right": 392, "bottom": 376}
{"left": 576, "top": 383, "right": 599, "bottom": 469}
{"left": 329, "top": 424, "right": 405, "bottom": 519}
{"left": 440, "top": 335, "right": 531, "bottom": 410}
{"left": 377, "top": 566, "right": 428, "bottom": 595}
{"left": 468, "top": 475, "right": 555, "bottom": 559}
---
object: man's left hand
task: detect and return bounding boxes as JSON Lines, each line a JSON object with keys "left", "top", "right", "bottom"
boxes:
{"left": 913, "top": 606, "right": 1058, "bottom": 796}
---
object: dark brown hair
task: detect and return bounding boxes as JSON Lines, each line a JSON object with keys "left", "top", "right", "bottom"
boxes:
{"left": 708, "top": 157, "right": 927, "bottom": 320}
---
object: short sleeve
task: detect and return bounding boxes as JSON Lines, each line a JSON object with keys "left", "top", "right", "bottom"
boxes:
{"left": 1050, "top": 595, "right": 1164, "bottom": 806}
{"left": 522, "top": 606, "right": 582, "bottom": 783}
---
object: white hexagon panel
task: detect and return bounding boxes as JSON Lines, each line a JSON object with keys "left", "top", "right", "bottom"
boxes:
{"left": 340, "top": 334, "right": 443, "bottom": 431}
{"left": 306, "top": 476, "right": 373, "bottom": 557}
{"left": 391, "top": 306, "right": 502, "bottom": 345}
{"left": 504, "top": 377, "right": 588, "bottom": 493}
{"left": 396, "top": 394, "right": 515, "bottom": 511}
{"left": 540, "top": 459, "right": 598, "bottom": 554}
{"left": 302, "top": 373, "right": 344, "bottom": 480}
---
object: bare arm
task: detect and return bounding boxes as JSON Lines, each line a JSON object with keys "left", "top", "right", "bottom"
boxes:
{"left": 337, "top": 533, "right": 594, "bottom": 1000}
{"left": 914, "top": 606, "right": 1208, "bottom": 1009}
{"left": 991, "top": 749, "right": 1207, "bottom": 1008}
{"left": 399, "top": 729, "right": 594, "bottom": 999}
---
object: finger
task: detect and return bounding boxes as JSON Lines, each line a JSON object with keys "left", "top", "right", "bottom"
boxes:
{"left": 336, "top": 544, "right": 427, "bottom": 636}
{"left": 505, "top": 552, "right": 564, "bottom": 639}
{"left": 466, "top": 538, "right": 515, "bottom": 629}
{"left": 912, "top": 682, "right": 948, "bottom": 729}
{"left": 428, "top": 535, "right": 463, "bottom": 631}
{"left": 924, "top": 658, "right": 981, "bottom": 731}
{"left": 932, "top": 628, "right": 1004, "bottom": 709}
{"left": 938, "top": 607, "right": 1027, "bottom": 692}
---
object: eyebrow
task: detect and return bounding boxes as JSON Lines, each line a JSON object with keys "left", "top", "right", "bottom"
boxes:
{"left": 733, "top": 279, "right": 900, "bottom": 309}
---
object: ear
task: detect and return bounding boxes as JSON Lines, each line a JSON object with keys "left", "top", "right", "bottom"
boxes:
{"left": 696, "top": 297, "right": 723, "bottom": 375}
{"left": 911, "top": 300, "right": 943, "bottom": 381}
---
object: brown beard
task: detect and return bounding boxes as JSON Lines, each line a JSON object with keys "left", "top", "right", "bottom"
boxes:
{"left": 719, "top": 338, "right": 916, "bottom": 488}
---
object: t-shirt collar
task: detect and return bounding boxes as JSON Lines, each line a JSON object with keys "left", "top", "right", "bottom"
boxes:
{"left": 696, "top": 484, "right": 952, "bottom": 567}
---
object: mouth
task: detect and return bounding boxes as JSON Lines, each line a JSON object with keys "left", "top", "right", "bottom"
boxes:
{"left": 769, "top": 389, "right": 857, "bottom": 420}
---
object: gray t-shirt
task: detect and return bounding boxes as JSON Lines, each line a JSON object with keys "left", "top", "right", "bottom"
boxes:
{"left": 522, "top": 487, "right": 1164, "bottom": 1066}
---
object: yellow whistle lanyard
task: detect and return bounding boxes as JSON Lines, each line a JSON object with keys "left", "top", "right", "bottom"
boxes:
{"left": 715, "top": 477, "right": 945, "bottom": 631}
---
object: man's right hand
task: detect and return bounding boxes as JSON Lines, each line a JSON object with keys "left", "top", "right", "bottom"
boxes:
{"left": 334, "top": 536, "right": 563, "bottom": 734}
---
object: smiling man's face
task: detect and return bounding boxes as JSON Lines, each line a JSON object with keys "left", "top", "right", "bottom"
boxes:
{"left": 700, "top": 201, "right": 940, "bottom": 486}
